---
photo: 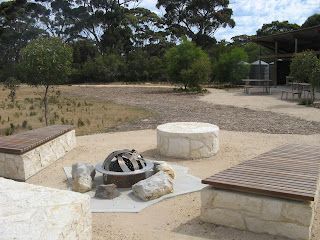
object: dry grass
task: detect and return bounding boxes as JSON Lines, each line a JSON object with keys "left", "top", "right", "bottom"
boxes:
{"left": 0, "top": 84, "right": 152, "bottom": 136}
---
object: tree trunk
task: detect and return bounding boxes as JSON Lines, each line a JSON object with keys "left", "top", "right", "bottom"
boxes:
{"left": 44, "top": 85, "right": 49, "bottom": 126}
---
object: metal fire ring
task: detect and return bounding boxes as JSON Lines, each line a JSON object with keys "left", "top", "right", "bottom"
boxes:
{"left": 95, "top": 160, "right": 154, "bottom": 176}
{"left": 95, "top": 149, "right": 154, "bottom": 176}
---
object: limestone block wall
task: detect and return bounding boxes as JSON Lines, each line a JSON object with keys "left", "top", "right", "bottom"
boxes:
{"left": 0, "top": 130, "right": 76, "bottom": 181}
{"left": 200, "top": 187, "right": 316, "bottom": 240}
{"left": 0, "top": 177, "right": 92, "bottom": 240}
{"left": 157, "top": 122, "right": 219, "bottom": 159}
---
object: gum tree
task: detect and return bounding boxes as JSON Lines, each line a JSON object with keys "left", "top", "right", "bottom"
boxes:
{"left": 21, "top": 37, "right": 73, "bottom": 125}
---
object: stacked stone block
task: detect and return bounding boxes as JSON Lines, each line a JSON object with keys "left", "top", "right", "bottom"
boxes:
{"left": 0, "top": 177, "right": 92, "bottom": 240}
{"left": 200, "top": 187, "right": 317, "bottom": 240}
{"left": 0, "top": 130, "right": 76, "bottom": 181}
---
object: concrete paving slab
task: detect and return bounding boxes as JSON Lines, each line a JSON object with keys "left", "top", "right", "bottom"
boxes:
{"left": 64, "top": 165, "right": 206, "bottom": 213}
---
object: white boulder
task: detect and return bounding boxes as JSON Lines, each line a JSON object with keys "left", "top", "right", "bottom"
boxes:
{"left": 72, "top": 162, "right": 96, "bottom": 193}
{"left": 132, "top": 171, "right": 174, "bottom": 201}
{"left": 153, "top": 161, "right": 175, "bottom": 179}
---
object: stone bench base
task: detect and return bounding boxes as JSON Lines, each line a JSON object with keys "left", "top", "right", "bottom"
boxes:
{"left": 200, "top": 187, "right": 317, "bottom": 240}
{"left": 157, "top": 122, "right": 219, "bottom": 159}
{"left": 0, "top": 177, "right": 92, "bottom": 240}
{"left": 0, "top": 130, "right": 76, "bottom": 181}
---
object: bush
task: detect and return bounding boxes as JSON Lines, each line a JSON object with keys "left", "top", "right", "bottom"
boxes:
{"left": 290, "top": 50, "right": 320, "bottom": 101}
{"left": 165, "top": 37, "right": 211, "bottom": 90}
{"left": 213, "top": 47, "right": 250, "bottom": 85}
{"left": 4, "top": 77, "right": 20, "bottom": 101}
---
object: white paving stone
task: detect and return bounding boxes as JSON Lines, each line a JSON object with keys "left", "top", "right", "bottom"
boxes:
{"left": 0, "top": 177, "right": 92, "bottom": 240}
{"left": 157, "top": 122, "right": 219, "bottom": 159}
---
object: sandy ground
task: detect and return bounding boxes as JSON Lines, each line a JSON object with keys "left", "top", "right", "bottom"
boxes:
{"left": 200, "top": 87, "right": 320, "bottom": 122}
{"left": 27, "top": 87, "right": 320, "bottom": 240}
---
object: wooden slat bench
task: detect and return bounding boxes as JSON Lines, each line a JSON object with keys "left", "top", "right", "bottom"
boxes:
{"left": 281, "top": 90, "right": 302, "bottom": 100}
{"left": 0, "top": 125, "right": 76, "bottom": 181}
{"left": 244, "top": 85, "right": 273, "bottom": 95}
{"left": 200, "top": 144, "right": 320, "bottom": 240}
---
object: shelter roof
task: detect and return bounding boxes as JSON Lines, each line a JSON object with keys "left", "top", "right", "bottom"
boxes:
{"left": 252, "top": 25, "right": 320, "bottom": 54}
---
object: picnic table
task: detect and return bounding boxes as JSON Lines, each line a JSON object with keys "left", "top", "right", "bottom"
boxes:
{"left": 281, "top": 82, "right": 312, "bottom": 100}
{"left": 243, "top": 79, "right": 273, "bottom": 95}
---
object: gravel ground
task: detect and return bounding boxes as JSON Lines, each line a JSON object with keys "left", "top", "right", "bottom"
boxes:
{"left": 62, "top": 86, "right": 320, "bottom": 135}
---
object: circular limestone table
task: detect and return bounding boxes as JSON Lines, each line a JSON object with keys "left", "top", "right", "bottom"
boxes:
{"left": 157, "top": 122, "right": 219, "bottom": 159}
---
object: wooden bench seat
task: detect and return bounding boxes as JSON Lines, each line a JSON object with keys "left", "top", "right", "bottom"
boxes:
{"left": 0, "top": 125, "right": 76, "bottom": 181}
{"left": 244, "top": 85, "right": 273, "bottom": 95}
{"left": 200, "top": 144, "right": 320, "bottom": 240}
{"left": 202, "top": 144, "right": 320, "bottom": 201}
{"left": 281, "top": 90, "right": 302, "bottom": 100}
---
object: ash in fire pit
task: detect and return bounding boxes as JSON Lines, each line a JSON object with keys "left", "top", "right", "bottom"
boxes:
{"left": 95, "top": 149, "right": 154, "bottom": 188}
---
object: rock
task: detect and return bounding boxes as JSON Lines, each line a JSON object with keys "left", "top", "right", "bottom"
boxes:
{"left": 132, "top": 171, "right": 174, "bottom": 201}
{"left": 72, "top": 162, "right": 96, "bottom": 193}
{"left": 153, "top": 161, "right": 175, "bottom": 179}
{"left": 95, "top": 184, "right": 119, "bottom": 199}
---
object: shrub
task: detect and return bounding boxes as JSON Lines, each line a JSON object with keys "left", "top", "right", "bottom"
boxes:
{"left": 165, "top": 37, "right": 211, "bottom": 91}
{"left": 22, "top": 120, "right": 28, "bottom": 128}
{"left": 5, "top": 127, "right": 14, "bottom": 136}
{"left": 290, "top": 50, "right": 320, "bottom": 101}
{"left": 77, "top": 118, "right": 85, "bottom": 127}
{"left": 4, "top": 77, "right": 20, "bottom": 101}
{"left": 214, "top": 47, "right": 250, "bottom": 85}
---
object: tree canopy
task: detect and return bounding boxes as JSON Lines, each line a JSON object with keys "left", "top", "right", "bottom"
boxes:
{"left": 157, "top": 0, "right": 235, "bottom": 49}
{"left": 302, "top": 14, "right": 320, "bottom": 28}
{"left": 21, "top": 37, "right": 73, "bottom": 125}
{"left": 256, "top": 20, "right": 300, "bottom": 36}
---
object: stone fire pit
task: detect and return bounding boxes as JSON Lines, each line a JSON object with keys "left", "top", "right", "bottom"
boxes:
{"left": 157, "top": 122, "right": 219, "bottom": 159}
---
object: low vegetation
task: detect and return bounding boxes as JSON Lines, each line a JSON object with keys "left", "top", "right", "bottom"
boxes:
{"left": 0, "top": 85, "right": 152, "bottom": 136}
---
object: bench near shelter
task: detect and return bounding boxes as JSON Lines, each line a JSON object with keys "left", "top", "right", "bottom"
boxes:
{"left": 201, "top": 144, "right": 320, "bottom": 240}
{"left": 243, "top": 79, "right": 274, "bottom": 95}
{"left": 0, "top": 125, "right": 76, "bottom": 181}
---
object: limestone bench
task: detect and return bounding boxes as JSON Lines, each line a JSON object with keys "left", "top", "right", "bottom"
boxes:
{"left": 0, "top": 125, "right": 76, "bottom": 181}
{"left": 201, "top": 144, "right": 320, "bottom": 240}
{"left": 0, "top": 177, "right": 92, "bottom": 239}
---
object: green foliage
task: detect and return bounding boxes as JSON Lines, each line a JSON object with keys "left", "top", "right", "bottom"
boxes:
{"left": 77, "top": 118, "right": 85, "bottom": 127}
{"left": 157, "top": 0, "right": 235, "bottom": 49}
{"left": 126, "top": 49, "right": 167, "bottom": 82}
{"left": 4, "top": 77, "right": 20, "bottom": 101}
{"left": 256, "top": 21, "right": 300, "bottom": 36}
{"left": 290, "top": 51, "right": 320, "bottom": 102}
{"left": 165, "top": 37, "right": 211, "bottom": 90}
{"left": 76, "top": 54, "right": 126, "bottom": 83}
{"left": 213, "top": 47, "right": 250, "bottom": 85}
{"left": 21, "top": 37, "right": 73, "bottom": 87}
{"left": 243, "top": 43, "right": 273, "bottom": 63}
{"left": 0, "top": 0, "right": 49, "bottom": 81}
{"left": 302, "top": 14, "right": 320, "bottom": 28}
{"left": 298, "top": 98, "right": 313, "bottom": 106}
{"left": 20, "top": 37, "right": 72, "bottom": 125}
{"left": 22, "top": 120, "right": 27, "bottom": 128}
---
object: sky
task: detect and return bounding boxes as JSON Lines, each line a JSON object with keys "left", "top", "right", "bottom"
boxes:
{"left": 1, "top": 0, "right": 319, "bottom": 42}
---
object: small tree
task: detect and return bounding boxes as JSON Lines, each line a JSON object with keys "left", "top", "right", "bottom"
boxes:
{"left": 290, "top": 50, "right": 320, "bottom": 101}
{"left": 4, "top": 77, "right": 20, "bottom": 101}
{"left": 214, "top": 47, "right": 250, "bottom": 85}
{"left": 165, "top": 37, "right": 211, "bottom": 90}
{"left": 21, "top": 37, "right": 72, "bottom": 125}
